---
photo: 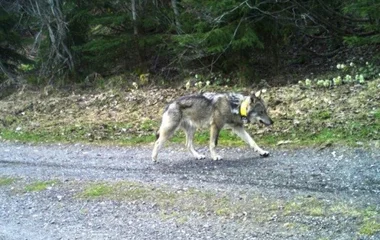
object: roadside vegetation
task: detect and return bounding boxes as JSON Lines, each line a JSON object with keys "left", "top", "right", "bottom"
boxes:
{"left": 0, "top": 77, "right": 379, "bottom": 148}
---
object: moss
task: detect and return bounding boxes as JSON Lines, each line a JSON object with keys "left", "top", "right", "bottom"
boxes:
{"left": 283, "top": 222, "right": 310, "bottom": 232}
{"left": 330, "top": 203, "right": 362, "bottom": 218}
{"left": 283, "top": 197, "right": 326, "bottom": 217}
{"left": 215, "top": 207, "right": 232, "bottom": 217}
{"left": 79, "top": 181, "right": 177, "bottom": 203}
{"left": 359, "top": 220, "right": 380, "bottom": 236}
{"left": 160, "top": 211, "right": 189, "bottom": 224}
{"left": 307, "top": 206, "right": 324, "bottom": 216}
{"left": 81, "top": 183, "right": 114, "bottom": 198}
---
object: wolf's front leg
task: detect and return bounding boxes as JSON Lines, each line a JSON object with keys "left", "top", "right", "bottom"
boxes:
{"left": 232, "top": 126, "right": 269, "bottom": 157}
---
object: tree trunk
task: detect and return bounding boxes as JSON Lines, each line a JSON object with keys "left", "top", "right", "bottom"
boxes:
{"left": 131, "top": 0, "right": 145, "bottom": 71}
{"left": 131, "top": 0, "right": 138, "bottom": 35}
{"left": 171, "top": 0, "right": 181, "bottom": 33}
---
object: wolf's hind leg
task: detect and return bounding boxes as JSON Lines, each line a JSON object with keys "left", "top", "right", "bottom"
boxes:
{"left": 209, "top": 124, "right": 222, "bottom": 160}
{"left": 152, "top": 117, "right": 179, "bottom": 162}
{"left": 183, "top": 123, "right": 205, "bottom": 160}
{"left": 232, "top": 126, "right": 269, "bottom": 157}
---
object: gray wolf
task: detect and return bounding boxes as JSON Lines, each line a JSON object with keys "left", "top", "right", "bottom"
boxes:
{"left": 152, "top": 90, "right": 273, "bottom": 162}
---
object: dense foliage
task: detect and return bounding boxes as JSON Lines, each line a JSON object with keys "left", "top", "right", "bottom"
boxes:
{"left": 0, "top": 9, "right": 32, "bottom": 81}
{"left": 0, "top": 0, "right": 379, "bottom": 85}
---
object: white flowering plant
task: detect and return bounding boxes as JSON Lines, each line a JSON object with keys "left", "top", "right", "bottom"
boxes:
{"left": 185, "top": 72, "right": 233, "bottom": 89}
{"left": 299, "top": 60, "right": 379, "bottom": 89}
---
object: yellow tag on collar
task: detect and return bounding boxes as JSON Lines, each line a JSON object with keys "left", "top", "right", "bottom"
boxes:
{"left": 240, "top": 98, "right": 250, "bottom": 117}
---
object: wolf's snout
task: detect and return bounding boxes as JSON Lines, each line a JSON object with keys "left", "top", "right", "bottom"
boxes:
{"left": 260, "top": 118, "right": 273, "bottom": 126}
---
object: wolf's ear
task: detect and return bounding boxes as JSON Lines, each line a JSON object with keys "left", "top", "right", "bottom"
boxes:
{"left": 254, "top": 90, "right": 262, "bottom": 98}
{"left": 254, "top": 89, "right": 266, "bottom": 98}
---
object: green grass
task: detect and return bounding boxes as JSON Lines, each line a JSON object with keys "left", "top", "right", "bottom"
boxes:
{"left": 120, "top": 134, "right": 156, "bottom": 145}
{"left": 0, "top": 177, "right": 17, "bottom": 186}
{"left": 1, "top": 118, "right": 379, "bottom": 148}
{"left": 24, "top": 180, "right": 59, "bottom": 192}
{"left": 140, "top": 119, "right": 157, "bottom": 131}
{"left": 0, "top": 130, "right": 61, "bottom": 143}
{"left": 0, "top": 122, "right": 138, "bottom": 144}
{"left": 271, "top": 122, "right": 380, "bottom": 147}
{"left": 170, "top": 129, "right": 243, "bottom": 146}
{"left": 305, "top": 129, "right": 343, "bottom": 145}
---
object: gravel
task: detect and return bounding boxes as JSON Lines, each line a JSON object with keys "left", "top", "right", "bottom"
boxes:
{"left": 1, "top": 141, "right": 380, "bottom": 240}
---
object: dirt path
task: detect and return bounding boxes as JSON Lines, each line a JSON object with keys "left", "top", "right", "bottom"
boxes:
{"left": 1, "top": 142, "right": 380, "bottom": 239}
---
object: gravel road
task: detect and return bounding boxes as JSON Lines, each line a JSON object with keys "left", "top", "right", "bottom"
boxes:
{"left": 1, "top": 142, "right": 380, "bottom": 240}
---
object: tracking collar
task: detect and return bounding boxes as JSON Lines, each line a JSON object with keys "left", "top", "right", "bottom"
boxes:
{"left": 239, "top": 97, "right": 250, "bottom": 117}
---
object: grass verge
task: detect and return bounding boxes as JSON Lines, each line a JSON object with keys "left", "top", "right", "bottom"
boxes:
{"left": 1, "top": 176, "right": 379, "bottom": 236}
{"left": 77, "top": 180, "right": 380, "bottom": 236}
{"left": 1, "top": 119, "right": 379, "bottom": 148}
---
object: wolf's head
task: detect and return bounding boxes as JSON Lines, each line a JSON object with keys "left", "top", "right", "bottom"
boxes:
{"left": 240, "top": 90, "right": 273, "bottom": 126}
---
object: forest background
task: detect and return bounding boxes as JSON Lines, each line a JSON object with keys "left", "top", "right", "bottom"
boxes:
{"left": 1, "top": 0, "right": 379, "bottom": 87}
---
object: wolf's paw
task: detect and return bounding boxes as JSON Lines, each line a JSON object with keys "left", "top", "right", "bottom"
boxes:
{"left": 212, "top": 155, "right": 223, "bottom": 161}
{"left": 259, "top": 151, "right": 270, "bottom": 157}
{"left": 195, "top": 154, "right": 206, "bottom": 160}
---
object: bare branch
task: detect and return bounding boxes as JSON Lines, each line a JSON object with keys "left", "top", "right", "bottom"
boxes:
{"left": 18, "top": 0, "right": 75, "bottom": 79}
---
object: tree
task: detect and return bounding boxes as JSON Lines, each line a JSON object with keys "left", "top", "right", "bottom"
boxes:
{"left": 69, "top": 0, "right": 177, "bottom": 77}
{"left": 24, "top": 0, "right": 74, "bottom": 80}
{"left": 0, "top": 7, "right": 32, "bottom": 84}
{"left": 342, "top": 0, "right": 380, "bottom": 45}
{"left": 169, "top": 0, "right": 379, "bottom": 82}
